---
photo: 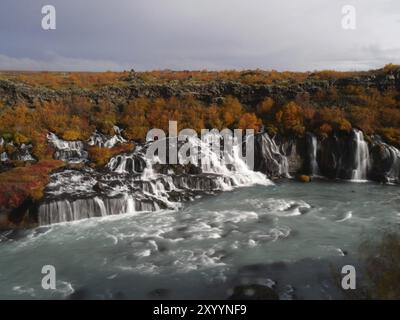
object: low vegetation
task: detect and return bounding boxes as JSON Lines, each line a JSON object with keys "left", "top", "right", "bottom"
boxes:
{"left": 88, "top": 143, "right": 135, "bottom": 167}
{"left": 0, "top": 160, "right": 64, "bottom": 226}
{"left": 0, "top": 64, "right": 399, "bottom": 161}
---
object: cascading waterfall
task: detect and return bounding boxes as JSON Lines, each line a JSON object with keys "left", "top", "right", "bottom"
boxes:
{"left": 185, "top": 133, "right": 270, "bottom": 189}
{"left": 38, "top": 195, "right": 153, "bottom": 225}
{"left": 0, "top": 137, "right": 7, "bottom": 162}
{"left": 0, "top": 152, "right": 8, "bottom": 162}
{"left": 373, "top": 139, "right": 400, "bottom": 183}
{"left": 0, "top": 140, "right": 35, "bottom": 162}
{"left": 47, "top": 133, "right": 88, "bottom": 163}
{"left": 39, "top": 132, "right": 271, "bottom": 225}
{"left": 88, "top": 126, "right": 126, "bottom": 148}
{"left": 351, "top": 129, "right": 370, "bottom": 181}
{"left": 255, "top": 133, "right": 290, "bottom": 178}
{"left": 16, "top": 144, "right": 35, "bottom": 162}
{"left": 383, "top": 144, "right": 400, "bottom": 183}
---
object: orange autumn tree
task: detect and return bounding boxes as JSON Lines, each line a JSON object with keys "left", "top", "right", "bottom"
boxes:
{"left": 275, "top": 102, "right": 305, "bottom": 136}
{"left": 205, "top": 105, "right": 224, "bottom": 130}
{"left": 348, "top": 106, "right": 377, "bottom": 135}
{"left": 315, "top": 107, "right": 352, "bottom": 134}
{"left": 0, "top": 103, "right": 34, "bottom": 144}
{"left": 256, "top": 97, "right": 275, "bottom": 118}
{"left": 120, "top": 98, "right": 150, "bottom": 142}
{"left": 178, "top": 96, "right": 205, "bottom": 132}
{"left": 220, "top": 97, "right": 244, "bottom": 128}
{"left": 238, "top": 113, "right": 262, "bottom": 131}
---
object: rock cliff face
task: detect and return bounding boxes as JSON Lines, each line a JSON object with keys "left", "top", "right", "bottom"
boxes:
{"left": 254, "top": 130, "right": 400, "bottom": 184}
{"left": 1, "top": 68, "right": 399, "bottom": 108}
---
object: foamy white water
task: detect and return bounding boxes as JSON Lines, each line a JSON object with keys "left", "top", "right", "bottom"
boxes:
{"left": 1, "top": 181, "right": 398, "bottom": 300}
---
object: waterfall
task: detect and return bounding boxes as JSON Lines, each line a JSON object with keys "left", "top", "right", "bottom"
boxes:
{"left": 47, "top": 133, "right": 88, "bottom": 163}
{"left": 38, "top": 195, "right": 149, "bottom": 225}
{"left": 384, "top": 145, "right": 400, "bottom": 183}
{"left": 255, "top": 133, "right": 290, "bottom": 178}
{"left": 0, "top": 141, "right": 35, "bottom": 162}
{"left": 185, "top": 133, "right": 270, "bottom": 189}
{"left": 0, "top": 152, "right": 8, "bottom": 162}
{"left": 306, "top": 133, "right": 320, "bottom": 176}
{"left": 351, "top": 129, "right": 370, "bottom": 181}
{"left": 0, "top": 137, "right": 7, "bottom": 162}
{"left": 16, "top": 144, "right": 35, "bottom": 162}
{"left": 88, "top": 126, "right": 126, "bottom": 148}
{"left": 108, "top": 154, "right": 146, "bottom": 174}
{"left": 372, "top": 137, "right": 400, "bottom": 184}
{"left": 39, "top": 131, "right": 271, "bottom": 225}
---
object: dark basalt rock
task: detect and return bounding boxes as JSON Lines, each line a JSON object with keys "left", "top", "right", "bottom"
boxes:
{"left": 254, "top": 133, "right": 289, "bottom": 178}
{"left": 318, "top": 133, "right": 355, "bottom": 179}
{"left": 369, "top": 136, "right": 400, "bottom": 183}
{"left": 1, "top": 67, "right": 398, "bottom": 109}
{"left": 279, "top": 137, "right": 305, "bottom": 176}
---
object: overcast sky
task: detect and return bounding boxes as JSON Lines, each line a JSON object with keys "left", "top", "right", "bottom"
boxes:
{"left": 0, "top": 0, "right": 399, "bottom": 71}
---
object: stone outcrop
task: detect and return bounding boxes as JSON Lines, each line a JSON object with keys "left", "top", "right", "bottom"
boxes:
{"left": 1, "top": 67, "right": 399, "bottom": 108}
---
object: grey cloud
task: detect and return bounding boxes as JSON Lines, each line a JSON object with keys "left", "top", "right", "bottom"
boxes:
{"left": 0, "top": 0, "right": 399, "bottom": 71}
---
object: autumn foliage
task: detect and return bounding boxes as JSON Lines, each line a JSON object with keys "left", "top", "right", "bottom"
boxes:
{"left": 88, "top": 143, "right": 135, "bottom": 167}
{"left": 0, "top": 160, "right": 64, "bottom": 226}
{"left": 0, "top": 65, "right": 400, "bottom": 157}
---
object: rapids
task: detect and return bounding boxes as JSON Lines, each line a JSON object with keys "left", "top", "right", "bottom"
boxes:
{"left": 0, "top": 180, "right": 398, "bottom": 299}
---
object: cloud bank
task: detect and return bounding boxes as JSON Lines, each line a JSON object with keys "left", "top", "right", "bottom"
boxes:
{"left": 0, "top": 0, "right": 399, "bottom": 71}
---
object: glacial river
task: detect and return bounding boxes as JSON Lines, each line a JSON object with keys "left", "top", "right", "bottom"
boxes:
{"left": 0, "top": 180, "right": 398, "bottom": 299}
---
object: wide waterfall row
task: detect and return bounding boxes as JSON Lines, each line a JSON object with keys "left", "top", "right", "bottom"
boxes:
{"left": 37, "top": 128, "right": 400, "bottom": 225}
{"left": 47, "top": 127, "right": 126, "bottom": 163}
{"left": 305, "top": 129, "right": 400, "bottom": 183}
{"left": 254, "top": 129, "right": 400, "bottom": 183}
{"left": 0, "top": 139, "right": 35, "bottom": 163}
{"left": 38, "top": 133, "right": 271, "bottom": 225}
{"left": 47, "top": 133, "right": 88, "bottom": 163}
{"left": 38, "top": 196, "right": 158, "bottom": 225}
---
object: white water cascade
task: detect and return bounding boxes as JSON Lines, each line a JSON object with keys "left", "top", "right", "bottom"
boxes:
{"left": 0, "top": 152, "right": 8, "bottom": 162}
{"left": 351, "top": 129, "right": 370, "bottom": 181}
{"left": 47, "top": 133, "right": 88, "bottom": 163}
{"left": 185, "top": 133, "right": 271, "bottom": 190}
{"left": 307, "top": 133, "right": 320, "bottom": 176}
{"left": 87, "top": 126, "right": 126, "bottom": 148}
{"left": 384, "top": 145, "right": 400, "bottom": 183}
{"left": 39, "top": 132, "right": 271, "bottom": 225}
{"left": 0, "top": 139, "right": 35, "bottom": 162}
{"left": 377, "top": 141, "right": 400, "bottom": 184}
{"left": 0, "top": 137, "right": 7, "bottom": 162}
{"left": 256, "top": 133, "right": 290, "bottom": 178}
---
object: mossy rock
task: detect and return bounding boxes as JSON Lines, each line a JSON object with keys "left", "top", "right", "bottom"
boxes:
{"left": 297, "top": 175, "right": 312, "bottom": 183}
